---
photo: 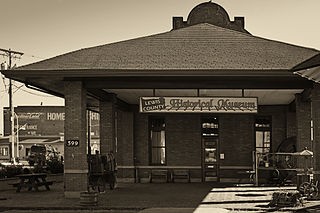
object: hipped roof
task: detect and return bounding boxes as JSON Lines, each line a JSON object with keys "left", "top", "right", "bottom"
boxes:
{"left": 16, "top": 23, "right": 319, "bottom": 72}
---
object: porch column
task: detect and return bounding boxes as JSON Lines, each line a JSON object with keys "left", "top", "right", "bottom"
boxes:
{"left": 64, "top": 81, "right": 88, "bottom": 198}
{"left": 99, "top": 94, "right": 117, "bottom": 155}
{"left": 312, "top": 84, "right": 320, "bottom": 180}
{"left": 295, "top": 93, "right": 311, "bottom": 152}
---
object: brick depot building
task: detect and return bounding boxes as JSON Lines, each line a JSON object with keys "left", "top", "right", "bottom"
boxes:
{"left": 3, "top": 2, "right": 320, "bottom": 198}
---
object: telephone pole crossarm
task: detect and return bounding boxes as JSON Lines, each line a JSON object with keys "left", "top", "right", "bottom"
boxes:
{"left": 0, "top": 48, "right": 24, "bottom": 56}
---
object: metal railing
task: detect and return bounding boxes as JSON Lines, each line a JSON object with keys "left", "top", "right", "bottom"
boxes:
{"left": 253, "top": 151, "right": 313, "bottom": 186}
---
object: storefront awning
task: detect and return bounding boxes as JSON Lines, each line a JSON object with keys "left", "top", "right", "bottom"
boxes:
{"left": 19, "top": 139, "right": 49, "bottom": 144}
{"left": 19, "top": 138, "right": 62, "bottom": 144}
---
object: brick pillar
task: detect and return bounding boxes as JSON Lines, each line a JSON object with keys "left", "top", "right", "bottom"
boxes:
{"left": 99, "top": 95, "right": 116, "bottom": 155}
{"left": 117, "top": 110, "right": 135, "bottom": 181}
{"left": 286, "top": 111, "right": 297, "bottom": 138}
{"left": 295, "top": 94, "right": 311, "bottom": 152}
{"left": 64, "top": 81, "right": 88, "bottom": 198}
{"left": 312, "top": 84, "right": 320, "bottom": 180}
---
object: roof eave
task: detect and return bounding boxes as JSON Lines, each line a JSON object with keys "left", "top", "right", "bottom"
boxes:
{"left": 2, "top": 68, "right": 298, "bottom": 78}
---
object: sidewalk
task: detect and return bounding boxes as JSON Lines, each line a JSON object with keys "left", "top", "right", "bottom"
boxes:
{"left": 0, "top": 176, "right": 320, "bottom": 212}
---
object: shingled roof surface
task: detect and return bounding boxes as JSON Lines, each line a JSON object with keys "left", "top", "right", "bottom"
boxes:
{"left": 18, "top": 23, "right": 319, "bottom": 71}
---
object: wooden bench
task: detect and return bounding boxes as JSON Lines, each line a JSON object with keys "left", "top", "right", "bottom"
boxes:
{"left": 149, "top": 169, "right": 169, "bottom": 183}
{"left": 171, "top": 169, "right": 190, "bottom": 183}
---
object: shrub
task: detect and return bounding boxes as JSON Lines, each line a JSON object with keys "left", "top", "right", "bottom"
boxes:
{"left": 0, "top": 165, "right": 6, "bottom": 179}
{"left": 4, "top": 165, "right": 23, "bottom": 178}
{"left": 46, "top": 158, "right": 64, "bottom": 174}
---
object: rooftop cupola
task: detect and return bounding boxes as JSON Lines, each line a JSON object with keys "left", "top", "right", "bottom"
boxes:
{"left": 173, "top": 1, "right": 249, "bottom": 33}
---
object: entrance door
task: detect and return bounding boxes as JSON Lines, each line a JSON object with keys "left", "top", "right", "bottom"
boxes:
{"left": 201, "top": 117, "right": 219, "bottom": 182}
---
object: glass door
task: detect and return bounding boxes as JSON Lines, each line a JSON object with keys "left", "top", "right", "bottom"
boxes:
{"left": 202, "top": 117, "right": 219, "bottom": 182}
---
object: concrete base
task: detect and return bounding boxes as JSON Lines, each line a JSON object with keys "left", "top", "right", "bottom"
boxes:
{"left": 220, "top": 178, "right": 242, "bottom": 183}
{"left": 190, "top": 178, "right": 202, "bottom": 182}
{"left": 118, "top": 178, "right": 135, "bottom": 183}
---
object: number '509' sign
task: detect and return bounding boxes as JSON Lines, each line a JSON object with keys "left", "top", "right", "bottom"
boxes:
{"left": 66, "top": 140, "right": 79, "bottom": 147}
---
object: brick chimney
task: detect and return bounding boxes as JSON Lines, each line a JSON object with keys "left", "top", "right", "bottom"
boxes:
{"left": 234, "top": 17, "right": 245, "bottom": 29}
{"left": 172, "top": 17, "right": 185, "bottom": 30}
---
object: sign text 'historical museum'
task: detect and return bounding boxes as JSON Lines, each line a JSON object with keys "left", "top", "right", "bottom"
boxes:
{"left": 140, "top": 97, "right": 258, "bottom": 113}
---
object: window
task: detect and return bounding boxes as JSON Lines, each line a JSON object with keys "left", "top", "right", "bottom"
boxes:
{"left": 26, "top": 148, "right": 31, "bottom": 156}
{"left": 255, "top": 117, "right": 271, "bottom": 154}
{"left": 0, "top": 146, "right": 9, "bottom": 157}
{"left": 149, "top": 117, "right": 166, "bottom": 165}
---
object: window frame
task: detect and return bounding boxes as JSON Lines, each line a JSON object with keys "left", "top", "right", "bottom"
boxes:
{"left": 148, "top": 116, "right": 166, "bottom": 165}
{"left": 254, "top": 116, "right": 272, "bottom": 154}
{"left": 0, "top": 146, "right": 9, "bottom": 157}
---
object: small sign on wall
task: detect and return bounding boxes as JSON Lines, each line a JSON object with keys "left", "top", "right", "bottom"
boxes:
{"left": 66, "top": 139, "right": 79, "bottom": 147}
{"left": 220, "top": 153, "right": 225, "bottom": 160}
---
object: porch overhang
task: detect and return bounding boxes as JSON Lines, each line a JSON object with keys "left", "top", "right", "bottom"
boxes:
{"left": 292, "top": 53, "right": 320, "bottom": 83}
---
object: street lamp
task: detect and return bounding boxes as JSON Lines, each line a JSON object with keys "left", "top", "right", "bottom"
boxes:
{"left": 13, "top": 112, "right": 27, "bottom": 161}
{"left": 14, "top": 112, "right": 19, "bottom": 159}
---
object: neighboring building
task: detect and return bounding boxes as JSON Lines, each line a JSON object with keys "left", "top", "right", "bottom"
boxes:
{"left": 2, "top": 2, "right": 320, "bottom": 198}
{"left": 1, "top": 106, "right": 100, "bottom": 162}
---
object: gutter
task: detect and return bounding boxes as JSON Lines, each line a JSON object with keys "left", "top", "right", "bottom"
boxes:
{"left": 25, "top": 83, "right": 64, "bottom": 98}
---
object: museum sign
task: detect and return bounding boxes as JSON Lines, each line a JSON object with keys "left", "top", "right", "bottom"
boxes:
{"left": 140, "top": 97, "right": 258, "bottom": 113}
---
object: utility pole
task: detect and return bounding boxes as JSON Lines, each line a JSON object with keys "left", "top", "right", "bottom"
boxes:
{"left": 0, "top": 48, "right": 23, "bottom": 164}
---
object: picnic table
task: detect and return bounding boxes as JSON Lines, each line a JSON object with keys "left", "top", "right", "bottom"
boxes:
{"left": 11, "top": 173, "right": 53, "bottom": 192}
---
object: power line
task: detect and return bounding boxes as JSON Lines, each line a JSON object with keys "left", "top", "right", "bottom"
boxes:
{"left": 18, "top": 87, "right": 55, "bottom": 97}
{"left": 13, "top": 84, "right": 24, "bottom": 93}
{"left": 0, "top": 88, "right": 8, "bottom": 93}
{"left": 1, "top": 74, "right": 8, "bottom": 90}
{"left": 12, "top": 81, "right": 56, "bottom": 97}
{"left": 23, "top": 53, "right": 45, "bottom": 60}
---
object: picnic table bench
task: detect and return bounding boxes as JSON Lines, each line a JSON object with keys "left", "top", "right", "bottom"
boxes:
{"left": 10, "top": 173, "right": 53, "bottom": 192}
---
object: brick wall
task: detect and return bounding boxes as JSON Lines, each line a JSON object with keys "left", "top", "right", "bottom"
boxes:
{"left": 312, "top": 84, "right": 320, "bottom": 179}
{"left": 295, "top": 94, "right": 312, "bottom": 151}
{"left": 287, "top": 111, "right": 297, "bottom": 138}
{"left": 132, "top": 105, "right": 291, "bottom": 182}
{"left": 134, "top": 112, "right": 149, "bottom": 166}
{"left": 219, "top": 114, "right": 254, "bottom": 167}
{"left": 117, "top": 110, "right": 134, "bottom": 179}
{"left": 117, "top": 110, "right": 134, "bottom": 166}
{"left": 166, "top": 114, "right": 201, "bottom": 166}
{"left": 99, "top": 100, "right": 116, "bottom": 154}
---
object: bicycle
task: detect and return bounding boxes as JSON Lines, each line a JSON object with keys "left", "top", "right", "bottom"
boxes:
{"left": 298, "top": 178, "right": 319, "bottom": 199}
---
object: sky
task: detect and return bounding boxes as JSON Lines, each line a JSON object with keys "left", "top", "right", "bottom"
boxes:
{"left": 0, "top": 0, "right": 320, "bottom": 134}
